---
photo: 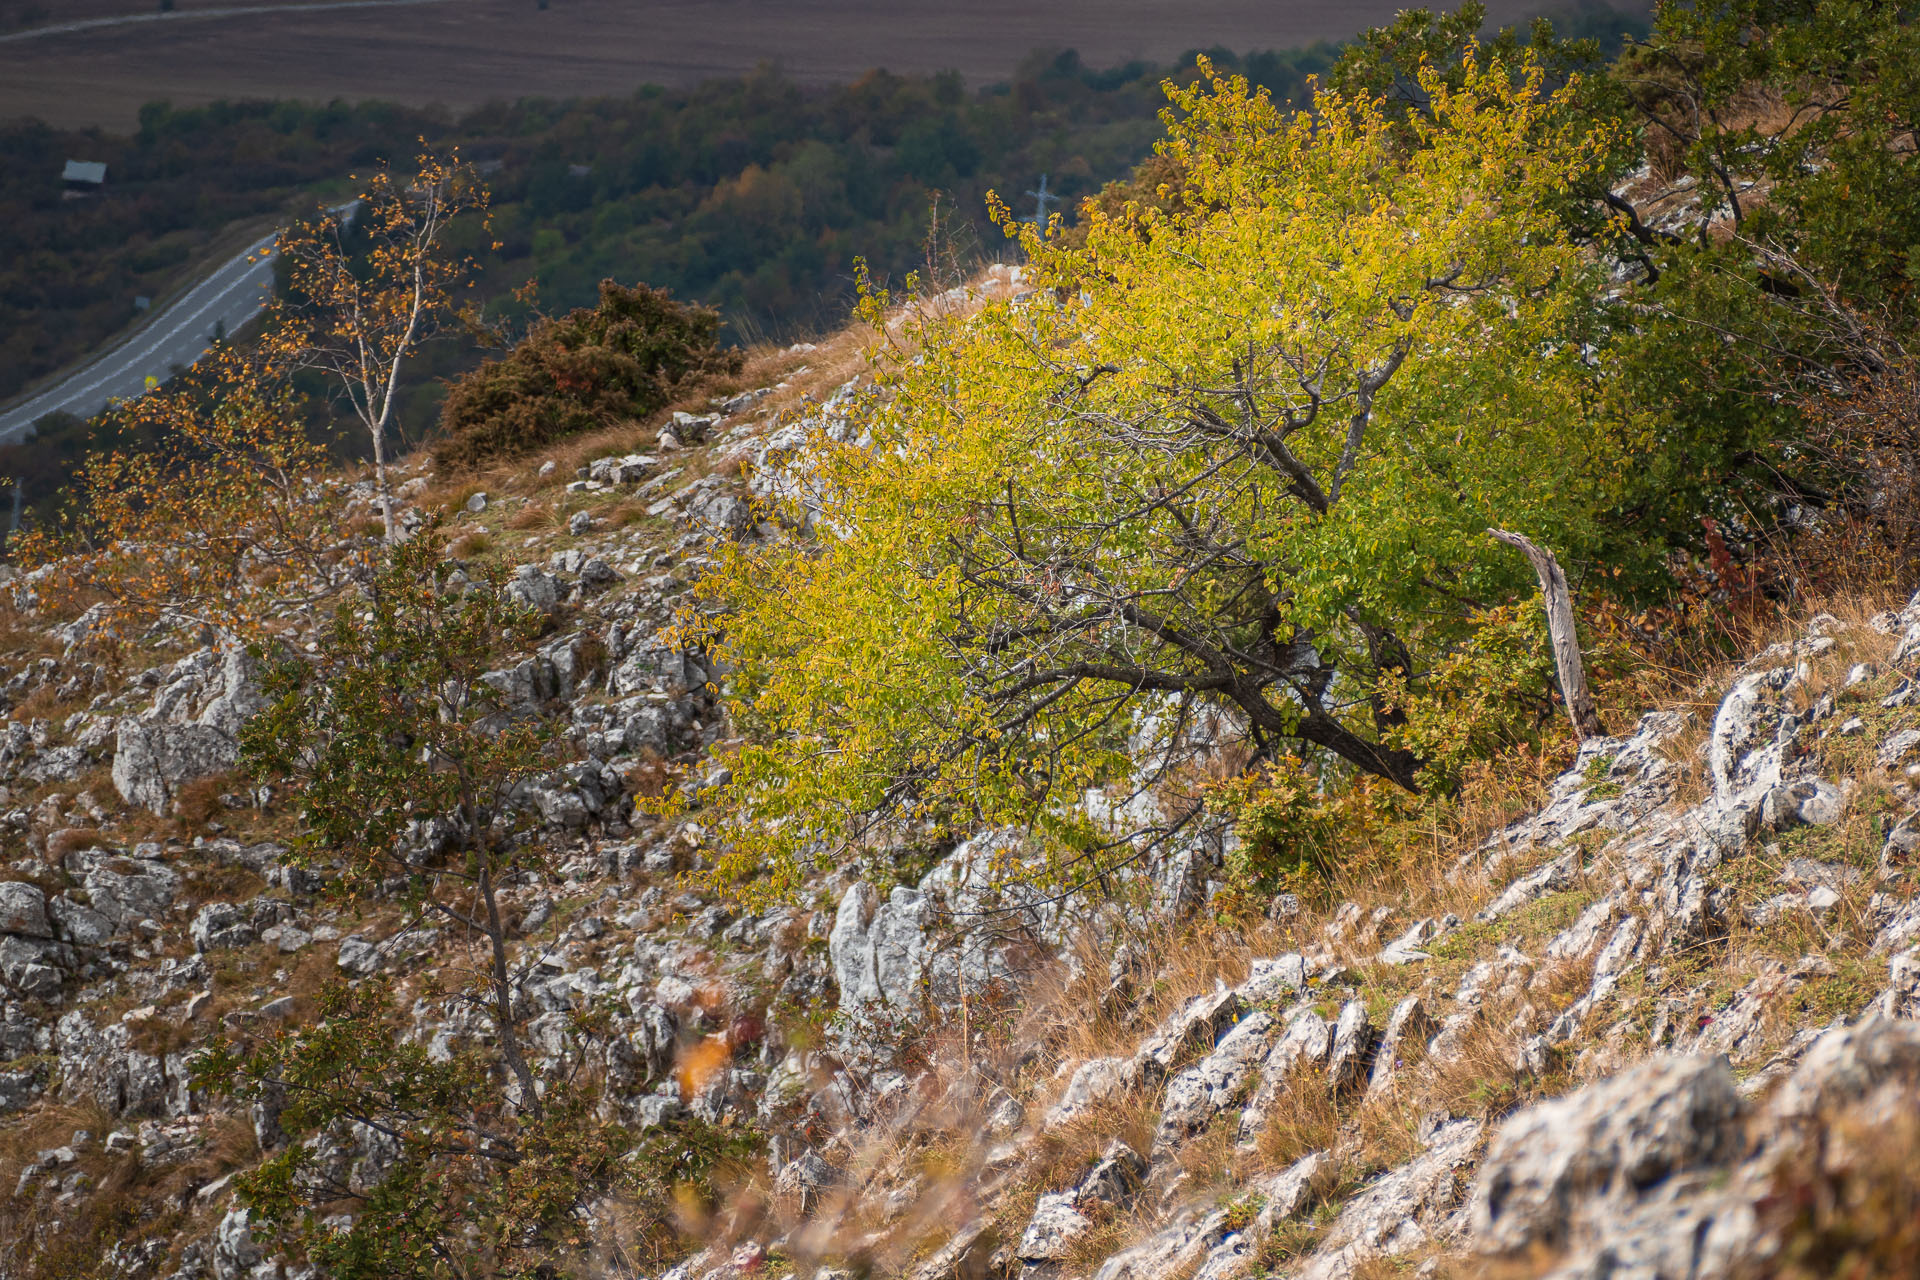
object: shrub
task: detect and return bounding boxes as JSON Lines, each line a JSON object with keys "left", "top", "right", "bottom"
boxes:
{"left": 433, "top": 280, "right": 742, "bottom": 471}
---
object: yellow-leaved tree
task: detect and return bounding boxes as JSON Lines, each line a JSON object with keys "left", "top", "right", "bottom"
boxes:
{"left": 15, "top": 152, "right": 487, "bottom": 642}
{"left": 692, "top": 53, "right": 1634, "bottom": 896}
{"left": 11, "top": 342, "right": 354, "bottom": 644}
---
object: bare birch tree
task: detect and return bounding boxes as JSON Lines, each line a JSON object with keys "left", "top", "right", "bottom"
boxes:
{"left": 275, "top": 151, "right": 490, "bottom": 539}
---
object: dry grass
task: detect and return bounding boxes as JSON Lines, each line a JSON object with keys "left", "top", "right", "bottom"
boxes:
{"left": 1351, "top": 1092, "right": 1428, "bottom": 1175}
{"left": 744, "top": 726, "right": 1599, "bottom": 1277}
{"left": 0, "top": 1101, "right": 180, "bottom": 1280}
{"left": 0, "top": 1100, "right": 116, "bottom": 1188}
{"left": 605, "top": 498, "right": 664, "bottom": 531}
{"left": 1252, "top": 1068, "right": 1345, "bottom": 1171}
{"left": 5, "top": 683, "right": 78, "bottom": 726}
{"left": 46, "top": 826, "right": 111, "bottom": 859}
{"left": 0, "top": 604, "right": 69, "bottom": 666}
{"left": 441, "top": 480, "right": 487, "bottom": 513}
{"left": 1741, "top": 1095, "right": 1920, "bottom": 1279}
{"left": 1656, "top": 712, "right": 1715, "bottom": 807}
{"left": 1600, "top": 580, "right": 1913, "bottom": 812}
{"left": 3, "top": 245, "right": 1909, "bottom": 1280}
{"left": 1422, "top": 1004, "right": 1561, "bottom": 1123}
{"left": 180, "top": 860, "right": 269, "bottom": 905}
{"left": 169, "top": 772, "right": 240, "bottom": 829}
{"left": 505, "top": 499, "right": 555, "bottom": 532}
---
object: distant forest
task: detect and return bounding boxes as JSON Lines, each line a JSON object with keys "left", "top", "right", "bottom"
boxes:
{"left": 0, "top": 47, "right": 1346, "bottom": 409}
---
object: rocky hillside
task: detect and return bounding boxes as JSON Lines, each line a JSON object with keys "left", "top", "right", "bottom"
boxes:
{"left": 0, "top": 255, "right": 1918, "bottom": 1279}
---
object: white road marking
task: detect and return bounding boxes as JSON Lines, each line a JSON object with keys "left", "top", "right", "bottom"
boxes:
{"left": 0, "top": 231, "right": 280, "bottom": 442}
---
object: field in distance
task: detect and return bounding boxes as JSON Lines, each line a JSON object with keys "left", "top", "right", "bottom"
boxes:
{"left": 0, "top": 0, "right": 1607, "bottom": 131}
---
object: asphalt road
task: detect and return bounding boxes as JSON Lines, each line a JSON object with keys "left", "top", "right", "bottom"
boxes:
{"left": 0, "top": 231, "right": 280, "bottom": 444}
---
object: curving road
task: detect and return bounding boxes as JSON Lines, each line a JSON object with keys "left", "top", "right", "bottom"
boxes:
{"left": 0, "top": 0, "right": 458, "bottom": 46}
{"left": 0, "top": 231, "right": 280, "bottom": 444}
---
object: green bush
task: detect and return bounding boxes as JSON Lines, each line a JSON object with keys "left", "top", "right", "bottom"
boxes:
{"left": 433, "top": 280, "right": 742, "bottom": 471}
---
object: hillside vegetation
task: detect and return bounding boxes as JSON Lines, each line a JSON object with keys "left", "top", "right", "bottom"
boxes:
{"left": 0, "top": 2, "right": 1917, "bottom": 1279}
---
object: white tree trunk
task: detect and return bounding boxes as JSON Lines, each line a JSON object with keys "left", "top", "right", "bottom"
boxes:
{"left": 370, "top": 426, "right": 395, "bottom": 541}
{"left": 1489, "top": 528, "right": 1604, "bottom": 742}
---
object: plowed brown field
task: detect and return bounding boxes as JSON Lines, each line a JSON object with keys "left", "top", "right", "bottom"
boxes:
{"left": 0, "top": 0, "right": 1615, "bottom": 131}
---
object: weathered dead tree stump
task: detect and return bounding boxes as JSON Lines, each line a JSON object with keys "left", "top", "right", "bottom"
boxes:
{"left": 1488, "top": 527, "right": 1604, "bottom": 742}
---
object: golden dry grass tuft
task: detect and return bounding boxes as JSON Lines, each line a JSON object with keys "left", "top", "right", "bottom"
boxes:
{"left": 1251, "top": 1067, "right": 1345, "bottom": 1171}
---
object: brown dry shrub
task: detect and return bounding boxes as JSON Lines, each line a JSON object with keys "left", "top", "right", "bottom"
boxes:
{"left": 622, "top": 755, "right": 676, "bottom": 802}
{"left": 1776, "top": 355, "right": 1920, "bottom": 601}
{"left": 182, "top": 860, "right": 269, "bottom": 904}
{"left": 170, "top": 773, "right": 236, "bottom": 828}
{"left": 506, "top": 500, "right": 553, "bottom": 531}
{"left": 6, "top": 685, "right": 69, "bottom": 724}
{"left": 608, "top": 498, "right": 656, "bottom": 529}
{"left": 46, "top": 827, "right": 109, "bottom": 860}
{"left": 434, "top": 280, "right": 744, "bottom": 473}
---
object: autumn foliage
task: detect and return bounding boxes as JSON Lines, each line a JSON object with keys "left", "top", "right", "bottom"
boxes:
{"left": 9, "top": 342, "right": 353, "bottom": 643}
{"left": 433, "top": 279, "right": 742, "bottom": 472}
{"left": 13, "top": 152, "right": 489, "bottom": 641}
{"left": 691, "top": 53, "right": 1628, "bottom": 896}
{"left": 276, "top": 150, "right": 491, "bottom": 537}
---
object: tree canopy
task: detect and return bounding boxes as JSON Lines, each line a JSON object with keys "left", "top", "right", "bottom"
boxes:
{"left": 693, "top": 53, "right": 1636, "bottom": 894}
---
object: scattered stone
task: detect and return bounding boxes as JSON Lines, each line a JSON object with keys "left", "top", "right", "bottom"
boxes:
{"left": 1016, "top": 1141, "right": 1146, "bottom": 1263}
{"left": 506, "top": 565, "right": 562, "bottom": 615}
{"left": 0, "top": 881, "right": 51, "bottom": 938}
{"left": 1796, "top": 779, "right": 1846, "bottom": 826}
{"left": 1239, "top": 1009, "right": 1333, "bottom": 1144}
{"left": 1155, "top": 1011, "right": 1276, "bottom": 1149}
{"left": 1377, "top": 918, "right": 1438, "bottom": 965}
{"left": 1300, "top": 1118, "right": 1482, "bottom": 1279}
{"left": 1045, "top": 1057, "right": 1129, "bottom": 1131}
{"left": 1470, "top": 1054, "right": 1743, "bottom": 1260}
{"left": 336, "top": 935, "right": 382, "bottom": 977}
{"left": 1325, "top": 1000, "right": 1374, "bottom": 1097}
{"left": 189, "top": 903, "right": 256, "bottom": 953}
{"left": 1480, "top": 851, "right": 1578, "bottom": 921}
{"left": 1017, "top": 1191, "right": 1090, "bottom": 1263}
{"left": 1367, "top": 997, "right": 1435, "bottom": 1099}
{"left": 1880, "top": 729, "right": 1920, "bottom": 770}
{"left": 1133, "top": 984, "right": 1241, "bottom": 1083}
{"left": 1236, "top": 954, "right": 1307, "bottom": 1004}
